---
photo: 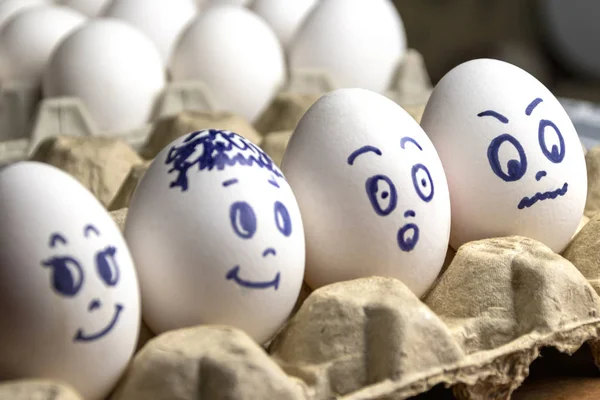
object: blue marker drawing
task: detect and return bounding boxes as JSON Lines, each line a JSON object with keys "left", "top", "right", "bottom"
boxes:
{"left": 412, "top": 164, "right": 434, "bottom": 203}
{"left": 400, "top": 136, "right": 423, "bottom": 151}
{"left": 226, "top": 266, "right": 280, "bottom": 290}
{"left": 365, "top": 174, "right": 398, "bottom": 216}
{"left": 478, "top": 110, "right": 509, "bottom": 124}
{"left": 526, "top": 98, "right": 543, "bottom": 116}
{"left": 347, "top": 145, "right": 382, "bottom": 165}
{"left": 397, "top": 223, "right": 419, "bottom": 252}
{"left": 165, "top": 129, "right": 282, "bottom": 192}
{"left": 517, "top": 183, "right": 569, "bottom": 210}
{"left": 274, "top": 201, "right": 292, "bottom": 236}
{"left": 42, "top": 225, "right": 124, "bottom": 342}
{"left": 230, "top": 201, "right": 257, "bottom": 239}
{"left": 222, "top": 178, "right": 238, "bottom": 187}
{"left": 538, "top": 119, "right": 565, "bottom": 163}
{"left": 487, "top": 134, "right": 528, "bottom": 182}
{"left": 535, "top": 171, "right": 547, "bottom": 181}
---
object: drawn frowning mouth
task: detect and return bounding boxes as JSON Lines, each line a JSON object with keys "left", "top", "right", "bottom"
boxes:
{"left": 517, "top": 183, "right": 569, "bottom": 210}
{"left": 74, "top": 304, "right": 123, "bottom": 342}
{"left": 226, "top": 266, "right": 280, "bottom": 290}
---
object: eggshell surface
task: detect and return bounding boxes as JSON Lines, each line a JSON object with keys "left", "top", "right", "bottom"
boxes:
{"left": 0, "top": 161, "right": 140, "bottom": 400}
{"left": 43, "top": 19, "right": 166, "bottom": 133}
{"left": 288, "top": 0, "right": 406, "bottom": 93}
{"left": 170, "top": 5, "right": 285, "bottom": 123}
{"left": 420, "top": 59, "right": 587, "bottom": 252}
{"left": 251, "top": 0, "right": 318, "bottom": 47}
{"left": 102, "top": 0, "right": 196, "bottom": 64}
{"left": 0, "top": 6, "right": 86, "bottom": 84}
{"left": 0, "top": 0, "right": 50, "bottom": 29}
{"left": 57, "top": 0, "right": 110, "bottom": 16}
{"left": 125, "top": 129, "right": 305, "bottom": 344}
{"left": 281, "top": 88, "right": 451, "bottom": 296}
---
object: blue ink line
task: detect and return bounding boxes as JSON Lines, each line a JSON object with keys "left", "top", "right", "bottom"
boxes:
{"left": 487, "top": 134, "right": 528, "bottom": 182}
{"left": 477, "top": 110, "right": 509, "bottom": 124}
{"left": 268, "top": 176, "right": 280, "bottom": 188}
{"left": 49, "top": 233, "right": 67, "bottom": 248}
{"left": 365, "top": 175, "right": 397, "bottom": 216}
{"left": 347, "top": 146, "right": 382, "bottom": 165}
{"left": 526, "top": 98, "right": 543, "bottom": 116}
{"left": 222, "top": 178, "right": 238, "bottom": 187}
{"left": 397, "top": 223, "right": 419, "bottom": 252}
{"left": 74, "top": 304, "right": 123, "bottom": 342}
{"left": 400, "top": 137, "right": 423, "bottom": 151}
{"left": 517, "top": 183, "right": 568, "bottom": 210}
{"left": 84, "top": 224, "right": 100, "bottom": 238}
{"left": 535, "top": 171, "right": 547, "bottom": 181}
{"left": 226, "top": 266, "right": 280, "bottom": 290}
{"left": 165, "top": 129, "right": 282, "bottom": 192}
{"left": 262, "top": 248, "right": 276, "bottom": 257}
{"left": 404, "top": 210, "right": 416, "bottom": 218}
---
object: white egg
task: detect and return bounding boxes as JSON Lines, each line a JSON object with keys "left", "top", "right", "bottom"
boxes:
{"left": 43, "top": 19, "right": 166, "bottom": 133}
{"left": 288, "top": 0, "right": 406, "bottom": 93}
{"left": 420, "top": 59, "right": 587, "bottom": 253}
{"left": 0, "top": 6, "right": 86, "bottom": 85}
{"left": 102, "top": 0, "right": 196, "bottom": 65}
{"left": 125, "top": 129, "right": 305, "bottom": 344}
{"left": 250, "top": 0, "right": 317, "bottom": 47}
{"left": 0, "top": 161, "right": 140, "bottom": 400}
{"left": 281, "top": 88, "right": 451, "bottom": 297}
{"left": 0, "top": 0, "right": 50, "bottom": 29}
{"left": 204, "top": 0, "right": 251, "bottom": 7}
{"left": 56, "top": 0, "right": 110, "bottom": 16}
{"left": 170, "top": 5, "right": 285, "bottom": 123}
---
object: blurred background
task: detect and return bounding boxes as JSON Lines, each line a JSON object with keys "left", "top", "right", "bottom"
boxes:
{"left": 394, "top": 0, "right": 600, "bottom": 102}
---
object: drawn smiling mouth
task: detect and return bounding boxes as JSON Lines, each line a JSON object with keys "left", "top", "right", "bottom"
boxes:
{"left": 74, "top": 304, "right": 123, "bottom": 342}
{"left": 517, "top": 183, "right": 569, "bottom": 210}
{"left": 226, "top": 266, "right": 280, "bottom": 290}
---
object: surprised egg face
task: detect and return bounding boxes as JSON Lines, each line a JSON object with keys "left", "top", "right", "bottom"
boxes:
{"left": 281, "top": 88, "right": 451, "bottom": 297}
{"left": 420, "top": 59, "right": 587, "bottom": 252}
{"left": 125, "top": 129, "right": 305, "bottom": 344}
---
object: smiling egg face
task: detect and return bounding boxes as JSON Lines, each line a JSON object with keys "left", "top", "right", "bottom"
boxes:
{"left": 0, "top": 161, "right": 140, "bottom": 400}
{"left": 420, "top": 59, "right": 587, "bottom": 252}
{"left": 281, "top": 88, "right": 451, "bottom": 297}
{"left": 125, "top": 129, "right": 305, "bottom": 344}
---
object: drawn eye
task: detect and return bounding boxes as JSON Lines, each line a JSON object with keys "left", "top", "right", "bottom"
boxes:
{"left": 274, "top": 201, "right": 292, "bottom": 237}
{"left": 42, "top": 256, "right": 84, "bottom": 297}
{"left": 538, "top": 119, "right": 565, "bottom": 163}
{"left": 411, "top": 164, "right": 434, "bottom": 202}
{"left": 96, "top": 246, "right": 119, "bottom": 286}
{"left": 230, "top": 201, "right": 257, "bottom": 239}
{"left": 487, "top": 134, "right": 528, "bottom": 182}
{"left": 365, "top": 175, "right": 398, "bottom": 216}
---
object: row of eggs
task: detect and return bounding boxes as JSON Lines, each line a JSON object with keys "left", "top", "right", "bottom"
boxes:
{"left": 0, "top": 59, "right": 586, "bottom": 399}
{"left": 0, "top": 0, "right": 405, "bottom": 135}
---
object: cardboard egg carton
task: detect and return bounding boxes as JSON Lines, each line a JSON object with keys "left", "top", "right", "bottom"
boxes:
{"left": 0, "top": 49, "right": 431, "bottom": 167}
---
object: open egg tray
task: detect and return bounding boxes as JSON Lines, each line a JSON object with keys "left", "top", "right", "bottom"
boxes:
{"left": 2, "top": 49, "right": 600, "bottom": 400}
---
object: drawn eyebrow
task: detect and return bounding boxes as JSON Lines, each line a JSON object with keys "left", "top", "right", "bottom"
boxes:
{"left": 477, "top": 110, "right": 509, "bottom": 124}
{"left": 525, "top": 98, "right": 543, "bottom": 116}
{"left": 84, "top": 224, "right": 100, "bottom": 238}
{"left": 347, "top": 145, "right": 382, "bottom": 165}
{"left": 268, "top": 176, "right": 280, "bottom": 188}
{"left": 222, "top": 178, "right": 238, "bottom": 187}
{"left": 49, "top": 233, "right": 68, "bottom": 248}
{"left": 400, "top": 137, "right": 423, "bottom": 151}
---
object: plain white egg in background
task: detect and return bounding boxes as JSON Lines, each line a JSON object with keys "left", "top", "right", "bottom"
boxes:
{"left": 0, "top": 5, "right": 86, "bottom": 85}
{"left": 250, "top": 0, "right": 318, "bottom": 48}
{"left": 0, "top": 161, "right": 140, "bottom": 400}
{"left": 125, "top": 129, "right": 305, "bottom": 344}
{"left": 170, "top": 5, "right": 285, "bottom": 123}
{"left": 43, "top": 18, "right": 166, "bottom": 133}
{"left": 102, "top": 0, "right": 196, "bottom": 65}
{"left": 281, "top": 88, "right": 451, "bottom": 297}
{"left": 56, "top": 0, "right": 110, "bottom": 16}
{"left": 0, "top": 0, "right": 51, "bottom": 30}
{"left": 420, "top": 59, "right": 587, "bottom": 253}
{"left": 288, "top": 0, "right": 406, "bottom": 93}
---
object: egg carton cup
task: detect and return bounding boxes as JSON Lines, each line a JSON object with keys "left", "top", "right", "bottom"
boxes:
{"left": 0, "top": 80, "right": 216, "bottom": 166}
{"left": 0, "top": 48, "right": 432, "bottom": 166}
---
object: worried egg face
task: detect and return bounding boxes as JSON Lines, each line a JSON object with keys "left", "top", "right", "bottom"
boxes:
{"left": 125, "top": 129, "right": 305, "bottom": 344}
{"left": 0, "top": 162, "right": 140, "bottom": 400}
{"left": 281, "top": 88, "right": 451, "bottom": 297}
{"left": 420, "top": 59, "right": 587, "bottom": 252}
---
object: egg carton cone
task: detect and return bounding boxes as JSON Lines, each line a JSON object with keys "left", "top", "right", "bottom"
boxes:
{"left": 283, "top": 48, "right": 433, "bottom": 107}
{"left": 0, "top": 80, "right": 216, "bottom": 165}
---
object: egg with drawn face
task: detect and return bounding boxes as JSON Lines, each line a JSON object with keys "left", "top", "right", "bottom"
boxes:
{"left": 420, "top": 59, "right": 587, "bottom": 252}
{"left": 281, "top": 88, "right": 451, "bottom": 297}
{"left": 0, "top": 162, "right": 140, "bottom": 400}
{"left": 125, "top": 129, "right": 305, "bottom": 344}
